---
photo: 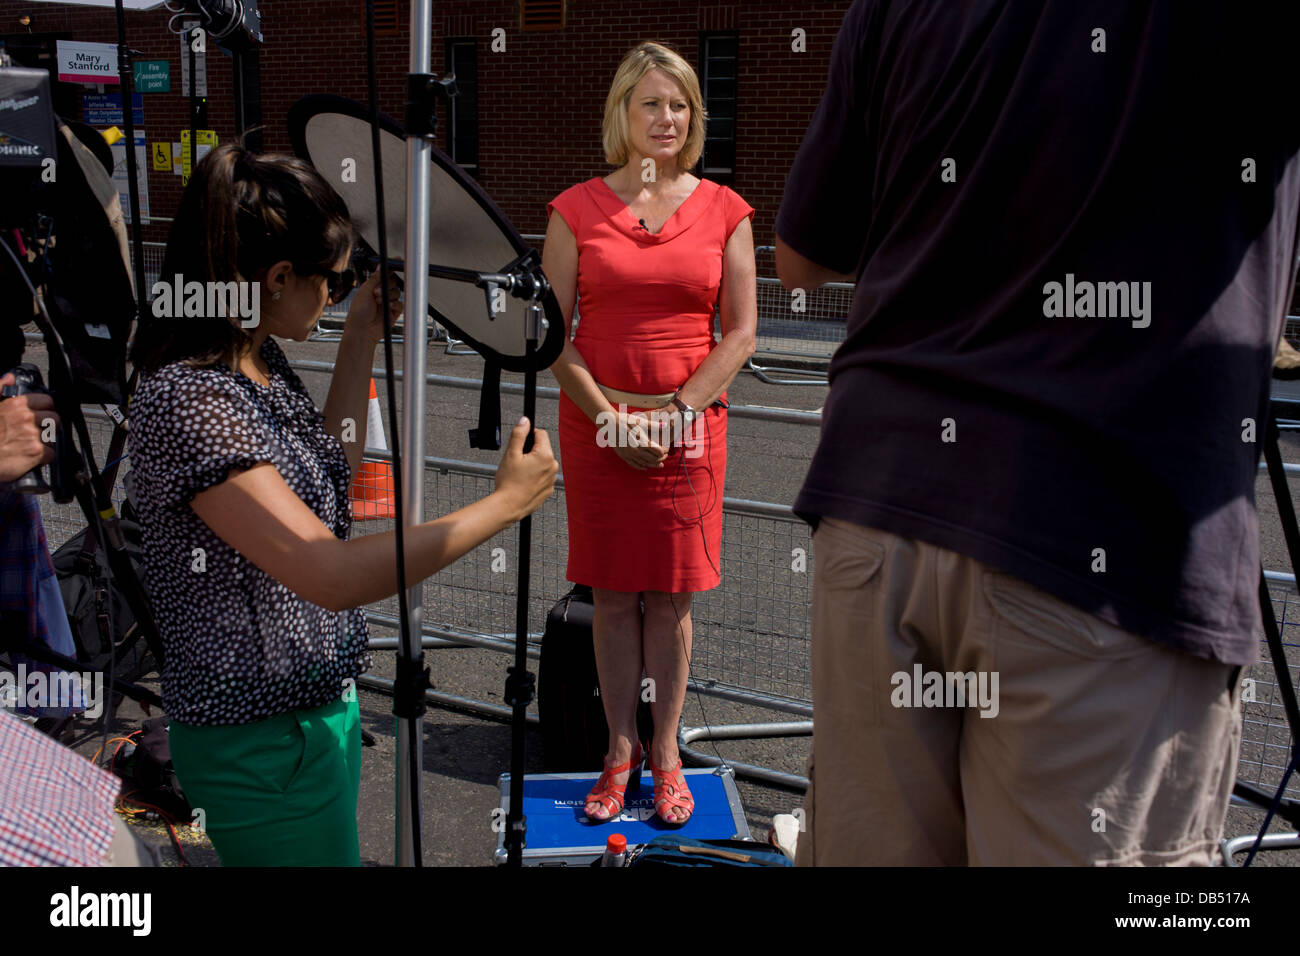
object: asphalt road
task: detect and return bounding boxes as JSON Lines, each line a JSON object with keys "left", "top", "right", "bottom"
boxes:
{"left": 20, "top": 331, "right": 1300, "bottom": 866}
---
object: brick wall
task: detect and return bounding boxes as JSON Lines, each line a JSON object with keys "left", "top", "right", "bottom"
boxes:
{"left": 0, "top": 0, "right": 852, "bottom": 248}
{"left": 446, "top": 0, "right": 852, "bottom": 244}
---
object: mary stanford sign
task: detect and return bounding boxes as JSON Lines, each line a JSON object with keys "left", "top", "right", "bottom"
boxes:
{"left": 55, "top": 40, "right": 119, "bottom": 85}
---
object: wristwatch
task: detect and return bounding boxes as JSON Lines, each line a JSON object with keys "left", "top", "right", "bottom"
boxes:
{"left": 670, "top": 391, "right": 698, "bottom": 428}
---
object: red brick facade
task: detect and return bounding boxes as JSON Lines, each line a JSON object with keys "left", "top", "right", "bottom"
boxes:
{"left": 0, "top": 0, "right": 853, "bottom": 248}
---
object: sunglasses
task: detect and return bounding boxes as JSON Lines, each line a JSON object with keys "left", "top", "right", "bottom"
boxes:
{"left": 308, "top": 265, "right": 362, "bottom": 305}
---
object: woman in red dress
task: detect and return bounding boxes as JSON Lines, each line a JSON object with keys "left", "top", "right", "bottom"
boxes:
{"left": 542, "top": 41, "right": 757, "bottom": 826}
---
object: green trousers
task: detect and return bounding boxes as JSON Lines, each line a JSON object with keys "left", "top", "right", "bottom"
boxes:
{"left": 169, "top": 695, "right": 362, "bottom": 866}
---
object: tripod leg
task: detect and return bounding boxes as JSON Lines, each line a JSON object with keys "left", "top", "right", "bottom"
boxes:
{"left": 1260, "top": 411, "right": 1300, "bottom": 743}
{"left": 1239, "top": 409, "right": 1300, "bottom": 864}
{"left": 504, "top": 366, "right": 538, "bottom": 867}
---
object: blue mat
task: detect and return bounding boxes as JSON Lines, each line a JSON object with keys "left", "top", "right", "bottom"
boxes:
{"left": 497, "top": 768, "right": 749, "bottom": 861}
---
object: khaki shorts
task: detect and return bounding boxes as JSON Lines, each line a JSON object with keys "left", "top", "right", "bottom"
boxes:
{"left": 795, "top": 518, "right": 1243, "bottom": 866}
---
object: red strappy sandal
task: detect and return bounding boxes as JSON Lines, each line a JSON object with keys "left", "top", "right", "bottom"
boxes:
{"left": 649, "top": 756, "right": 694, "bottom": 827}
{"left": 584, "top": 741, "right": 644, "bottom": 823}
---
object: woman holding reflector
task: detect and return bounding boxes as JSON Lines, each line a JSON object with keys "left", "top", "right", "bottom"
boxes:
{"left": 128, "top": 144, "right": 557, "bottom": 865}
{"left": 543, "top": 42, "right": 757, "bottom": 826}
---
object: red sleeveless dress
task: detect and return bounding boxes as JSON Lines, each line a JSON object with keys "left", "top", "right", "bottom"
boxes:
{"left": 547, "top": 177, "right": 755, "bottom": 593}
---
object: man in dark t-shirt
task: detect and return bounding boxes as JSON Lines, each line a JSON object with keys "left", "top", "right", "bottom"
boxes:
{"left": 776, "top": 0, "right": 1300, "bottom": 865}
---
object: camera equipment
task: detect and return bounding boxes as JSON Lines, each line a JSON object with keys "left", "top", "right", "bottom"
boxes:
{"left": 0, "top": 75, "right": 134, "bottom": 403}
{"left": 0, "top": 58, "right": 58, "bottom": 368}
{"left": 0, "top": 364, "right": 76, "bottom": 501}
{"left": 0, "top": 61, "right": 57, "bottom": 168}
{"left": 0, "top": 228, "right": 165, "bottom": 753}
{"left": 164, "top": 0, "right": 263, "bottom": 51}
{"left": 163, "top": 1, "right": 264, "bottom": 149}
{"left": 0, "top": 46, "right": 164, "bottom": 708}
{"left": 0, "top": 32, "right": 163, "bottom": 777}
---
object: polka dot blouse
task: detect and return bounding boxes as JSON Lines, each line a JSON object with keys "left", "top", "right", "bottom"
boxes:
{"left": 127, "top": 338, "right": 371, "bottom": 726}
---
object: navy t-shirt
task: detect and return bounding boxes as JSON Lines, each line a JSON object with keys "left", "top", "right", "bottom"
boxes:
{"left": 777, "top": 0, "right": 1300, "bottom": 665}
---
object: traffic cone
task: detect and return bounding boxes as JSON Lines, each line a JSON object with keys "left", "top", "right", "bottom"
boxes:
{"left": 349, "top": 379, "right": 396, "bottom": 520}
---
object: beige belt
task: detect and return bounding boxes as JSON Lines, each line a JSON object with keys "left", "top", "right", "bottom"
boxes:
{"left": 596, "top": 382, "right": 676, "bottom": 409}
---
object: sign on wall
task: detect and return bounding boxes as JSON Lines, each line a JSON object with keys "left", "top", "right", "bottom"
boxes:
{"left": 180, "top": 129, "right": 217, "bottom": 185}
{"left": 83, "top": 92, "right": 143, "bottom": 127}
{"left": 134, "top": 60, "right": 171, "bottom": 93}
{"left": 111, "top": 128, "right": 149, "bottom": 222}
{"left": 178, "top": 20, "right": 207, "bottom": 97}
{"left": 56, "top": 40, "right": 118, "bottom": 85}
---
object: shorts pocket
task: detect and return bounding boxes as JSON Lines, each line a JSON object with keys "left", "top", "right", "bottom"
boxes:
{"left": 814, "top": 518, "right": 887, "bottom": 592}
{"left": 812, "top": 519, "right": 888, "bottom": 727}
{"left": 983, "top": 571, "right": 1153, "bottom": 661}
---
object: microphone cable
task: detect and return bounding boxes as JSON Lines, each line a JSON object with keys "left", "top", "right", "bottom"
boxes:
{"left": 665, "top": 403, "right": 731, "bottom": 781}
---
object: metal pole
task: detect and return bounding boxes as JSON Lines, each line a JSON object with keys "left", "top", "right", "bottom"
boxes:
{"left": 188, "top": 20, "right": 197, "bottom": 184}
{"left": 112, "top": 0, "right": 146, "bottom": 323}
{"left": 505, "top": 362, "right": 537, "bottom": 867}
{"left": 232, "top": 49, "right": 244, "bottom": 139}
{"left": 395, "top": 0, "right": 433, "bottom": 869}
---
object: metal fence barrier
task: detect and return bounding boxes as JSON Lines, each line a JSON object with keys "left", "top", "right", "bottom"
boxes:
{"left": 295, "top": 362, "right": 820, "bottom": 715}
{"left": 30, "top": 372, "right": 1300, "bottom": 815}
{"left": 747, "top": 245, "right": 849, "bottom": 386}
{"left": 139, "top": 241, "right": 166, "bottom": 291}
{"left": 44, "top": 226, "right": 1300, "bottom": 819}
{"left": 133, "top": 235, "right": 1295, "bottom": 391}
{"left": 38, "top": 404, "right": 818, "bottom": 785}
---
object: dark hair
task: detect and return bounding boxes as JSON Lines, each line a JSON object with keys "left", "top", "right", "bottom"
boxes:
{"left": 130, "top": 142, "right": 354, "bottom": 374}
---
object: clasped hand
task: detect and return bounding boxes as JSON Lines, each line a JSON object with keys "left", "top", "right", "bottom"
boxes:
{"left": 611, "top": 406, "right": 681, "bottom": 471}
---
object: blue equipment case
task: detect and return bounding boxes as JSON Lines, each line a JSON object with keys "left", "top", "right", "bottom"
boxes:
{"left": 495, "top": 766, "right": 751, "bottom": 866}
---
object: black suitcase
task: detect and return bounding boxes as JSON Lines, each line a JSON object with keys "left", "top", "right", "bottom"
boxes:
{"left": 537, "top": 584, "right": 655, "bottom": 772}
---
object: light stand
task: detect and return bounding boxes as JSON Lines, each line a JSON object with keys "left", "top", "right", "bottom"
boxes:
{"left": 1236, "top": 400, "right": 1300, "bottom": 864}
{"left": 504, "top": 296, "right": 545, "bottom": 867}
{"left": 298, "top": 49, "right": 562, "bottom": 873}
{"left": 112, "top": 0, "right": 147, "bottom": 333}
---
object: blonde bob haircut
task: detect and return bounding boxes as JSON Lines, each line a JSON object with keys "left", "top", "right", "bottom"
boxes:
{"left": 602, "top": 41, "right": 708, "bottom": 171}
